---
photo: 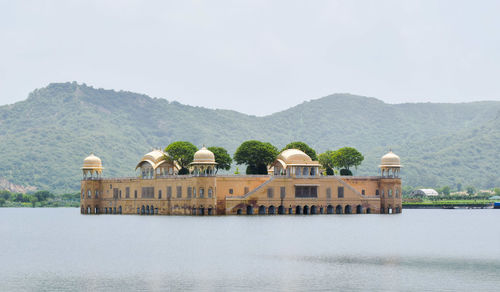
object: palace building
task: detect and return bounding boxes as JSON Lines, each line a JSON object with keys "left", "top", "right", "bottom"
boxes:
{"left": 80, "top": 147, "right": 402, "bottom": 215}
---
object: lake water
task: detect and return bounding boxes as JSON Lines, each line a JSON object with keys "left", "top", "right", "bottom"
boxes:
{"left": 0, "top": 209, "right": 499, "bottom": 291}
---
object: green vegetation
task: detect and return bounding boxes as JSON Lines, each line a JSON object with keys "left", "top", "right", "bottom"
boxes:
{"left": 281, "top": 142, "right": 317, "bottom": 160}
{"left": 165, "top": 141, "right": 197, "bottom": 175}
{"left": 207, "top": 146, "right": 232, "bottom": 173}
{"left": 331, "top": 147, "right": 364, "bottom": 172}
{"left": 319, "top": 151, "right": 336, "bottom": 175}
{"left": 0, "top": 190, "right": 79, "bottom": 207}
{"left": 233, "top": 140, "right": 278, "bottom": 175}
{"left": 403, "top": 200, "right": 493, "bottom": 207}
{"left": 0, "top": 82, "right": 499, "bottom": 192}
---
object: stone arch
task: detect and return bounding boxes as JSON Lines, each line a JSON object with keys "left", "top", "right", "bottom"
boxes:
{"left": 207, "top": 207, "right": 213, "bottom": 215}
{"left": 327, "top": 205, "right": 334, "bottom": 214}
{"left": 356, "top": 205, "right": 362, "bottom": 214}
{"left": 94, "top": 206, "right": 99, "bottom": 214}
{"left": 246, "top": 205, "right": 253, "bottom": 215}
{"left": 268, "top": 205, "right": 276, "bottom": 215}
{"left": 295, "top": 205, "right": 302, "bottom": 215}
{"left": 141, "top": 205, "right": 145, "bottom": 215}
{"left": 136, "top": 207, "right": 140, "bottom": 214}
{"left": 278, "top": 205, "right": 285, "bottom": 215}
{"left": 199, "top": 207, "right": 205, "bottom": 216}
{"left": 146, "top": 205, "right": 150, "bottom": 215}
{"left": 118, "top": 206, "right": 122, "bottom": 214}
{"left": 258, "top": 205, "right": 266, "bottom": 215}
{"left": 345, "top": 205, "right": 352, "bottom": 214}
{"left": 335, "top": 205, "right": 342, "bottom": 214}
{"left": 303, "top": 205, "right": 309, "bottom": 215}
{"left": 319, "top": 206, "right": 324, "bottom": 214}
{"left": 311, "top": 205, "right": 317, "bottom": 215}
{"left": 236, "top": 208, "right": 242, "bottom": 215}
{"left": 366, "top": 208, "right": 371, "bottom": 214}
{"left": 192, "top": 207, "right": 197, "bottom": 215}
{"left": 150, "top": 205, "right": 154, "bottom": 215}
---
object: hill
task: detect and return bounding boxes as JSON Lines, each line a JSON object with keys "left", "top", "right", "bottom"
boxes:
{"left": 0, "top": 82, "right": 499, "bottom": 193}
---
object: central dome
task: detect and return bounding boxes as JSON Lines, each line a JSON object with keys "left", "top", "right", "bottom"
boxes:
{"left": 277, "top": 149, "right": 313, "bottom": 164}
{"left": 193, "top": 147, "right": 216, "bottom": 163}
{"left": 380, "top": 151, "right": 401, "bottom": 167}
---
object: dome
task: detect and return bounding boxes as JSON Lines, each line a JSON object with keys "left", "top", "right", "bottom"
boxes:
{"left": 192, "top": 147, "right": 216, "bottom": 164}
{"left": 136, "top": 149, "right": 168, "bottom": 170}
{"left": 380, "top": 151, "right": 401, "bottom": 167}
{"left": 142, "top": 149, "right": 166, "bottom": 165}
{"left": 277, "top": 149, "right": 313, "bottom": 165}
{"left": 82, "top": 153, "right": 102, "bottom": 170}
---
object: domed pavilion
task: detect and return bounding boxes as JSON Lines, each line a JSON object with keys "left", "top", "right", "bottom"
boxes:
{"left": 271, "top": 149, "right": 321, "bottom": 177}
{"left": 82, "top": 153, "right": 103, "bottom": 179}
{"left": 379, "top": 150, "right": 402, "bottom": 178}
{"left": 190, "top": 147, "right": 217, "bottom": 176}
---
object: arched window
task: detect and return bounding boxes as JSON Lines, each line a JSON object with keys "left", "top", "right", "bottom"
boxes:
{"left": 389, "top": 189, "right": 393, "bottom": 197}
{"left": 296, "top": 167, "right": 301, "bottom": 176}
{"left": 199, "top": 188, "right": 204, "bottom": 198}
{"left": 381, "top": 190, "right": 385, "bottom": 198}
{"left": 193, "top": 187, "right": 196, "bottom": 198}
{"left": 303, "top": 167, "right": 308, "bottom": 176}
{"left": 95, "top": 190, "right": 99, "bottom": 198}
{"left": 208, "top": 188, "right": 213, "bottom": 198}
{"left": 87, "top": 190, "right": 91, "bottom": 198}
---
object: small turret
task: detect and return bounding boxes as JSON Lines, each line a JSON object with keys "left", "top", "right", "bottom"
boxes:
{"left": 82, "top": 153, "right": 103, "bottom": 179}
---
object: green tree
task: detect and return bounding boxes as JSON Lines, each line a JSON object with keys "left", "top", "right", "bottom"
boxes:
{"left": 331, "top": 147, "right": 364, "bottom": 174}
{"left": 0, "top": 198, "right": 5, "bottom": 207}
{"left": 318, "top": 151, "right": 335, "bottom": 175}
{"left": 466, "top": 186, "right": 476, "bottom": 196}
{"left": 29, "top": 196, "right": 38, "bottom": 208}
{"left": 34, "top": 190, "right": 52, "bottom": 202}
{"left": 234, "top": 140, "right": 278, "bottom": 175}
{"left": 12, "top": 193, "right": 24, "bottom": 202}
{"left": 165, "top": 141, "right": 197, "bottom": 175}
{"left": 208, "top": 146, "right": 232, "bottom": 174}
{"left": 440, "top": 186, "right": 451, "bottom": 196}
{"left": 281, "top": 141, "right": 317, "bottom": 160}
{"left": 0, "top": 190, "right": 11, "bottom": 201}
{"left": 494, "top": 187, "right": 500, "bottom": 196}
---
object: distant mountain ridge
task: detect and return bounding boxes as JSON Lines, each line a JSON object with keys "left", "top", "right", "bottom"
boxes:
{"left": 0, "top": 82, "right": 499, "bottom": 193}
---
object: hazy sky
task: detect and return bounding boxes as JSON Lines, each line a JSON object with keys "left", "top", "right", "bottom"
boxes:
{"left": 1, "top": 0, "right": 500, "bottom": 115}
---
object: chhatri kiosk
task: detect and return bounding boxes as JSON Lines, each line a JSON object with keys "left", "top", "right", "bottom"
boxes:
{"left": 81, "top": 147, "right": 402, "bottom": 215}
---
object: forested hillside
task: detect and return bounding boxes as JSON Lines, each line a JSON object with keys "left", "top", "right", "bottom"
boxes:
{"left": 0, "top": 82, "right": 499, "bottom": 192}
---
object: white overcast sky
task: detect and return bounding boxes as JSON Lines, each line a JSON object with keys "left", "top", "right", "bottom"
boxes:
{"left": 1, "top": 0, "right": 500, "bottom": 115}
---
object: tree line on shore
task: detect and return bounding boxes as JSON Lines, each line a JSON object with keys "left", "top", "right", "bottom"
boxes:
{"left": 0, "top": 190, "right": 79, "bottom": 207}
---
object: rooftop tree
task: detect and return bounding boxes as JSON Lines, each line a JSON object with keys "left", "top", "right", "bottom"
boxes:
{"left": 331, "top": 147, "right": 364, "bottom": 176}
{"left": 234, "top": 140, "right": 278, "bottom": 175}
{"left": 164, "top": 141, "right": 197, "bottom": 175}
{"left": 208, "top": 146, "right": 232, "bottom": 174}
{"left": 281, "top": 141, "right": 318, "bottom": 160}
{"left": 318, "top": 150, "right": 335, "bottom": 175}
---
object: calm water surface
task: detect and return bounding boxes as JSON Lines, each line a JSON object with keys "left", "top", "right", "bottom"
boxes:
{"left": 1, "top": 209, "right": 499, "bottom": 291}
